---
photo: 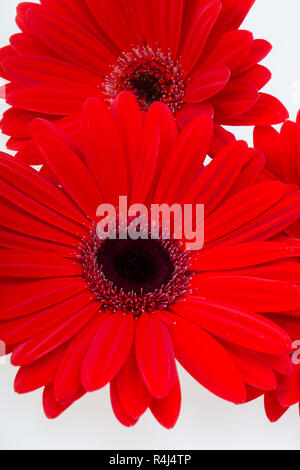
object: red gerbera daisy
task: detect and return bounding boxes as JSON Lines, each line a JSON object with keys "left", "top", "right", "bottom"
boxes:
{"left": 259, "top": 280, "right": 300, "bottom": 422}
{"left": 0, "top": 93, "right": 299, "bottom": 427}
{"left": 254, "top": 116, "right": 300, "bottom": 238}
{"left": 0, "top": 0, "right": 288, "bottom": 161}
{"left": 253, "top": 116, "right": 300, "bottom": 422}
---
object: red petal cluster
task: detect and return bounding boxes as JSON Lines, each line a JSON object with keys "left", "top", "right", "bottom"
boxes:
{"left": 253, "top": 117, "right": 300, "bottom": 421}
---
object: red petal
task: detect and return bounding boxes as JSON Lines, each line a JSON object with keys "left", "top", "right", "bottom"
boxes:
{"left": 0, "top": 45, "right": 17, "bottom": 80}
{"left": 210, "top": 0, "right": 255, "bottom": 38}
{"left": 170, "top": 315, "right": 247, "bottom": 403}
{"left": 82, "top": 313, "right": 135, "bottom": 391}
{"left": 150, "top": 379, "right": 181, "bottom": 429}
{"left": 0, "top": 226, "right": 74, "bottom": 256}
{"left": 135, "top": 314, "right": 177, "bottom": 399}
{"left": 176, "top": 102, "right": 214, "bottom": 128}
{"left": 193, "top": 275, "right": 300, "bottom": 313}
{"left": 224, "top": 93, "right": 289, "bottom": 125}
{"left": 144, "top": 102, "right": 178, "bottom": 175}
{"left": 279, "top": 121, "right": 300, "bottom": 185}
{"left": 1, "top": 108, "right": 58, "bottom": 139}
{"left": 172, "top": 297, "right": 292, "bottom": 355}
{"left": 0, "top": 292, "right": 93, "bottom": 345}
{"left": 0, "top": 250, "right": 81, "bottom": 279}
{"left": 85, "top": 0, "right": 134, "bottom": 52}
{"left": 26, "top": 5, "right": 113, "bottom": 73}
{"left": 11, "top": 302, "right": 99, "bottom": 366}
{"left": 203, "top": 30, "right": 253, "bottom": 72}
{"left": 159, "top": 0, "right": 184, "bottom": 57}
{"left": 110, "top": 380, "right": 139, "bottom": 427}
{"left": 82, "top": 97, "right": 128, "bottom": 204}
{"left": 228, "top": 345, "right": 277, "bottom": 391}
{"left": 10, "top": 32, "right": 55, "bottom": 57}
{"left": 3, "top": 56, "right": 98, "bottom": 86}
{"left": 115, "top": 347, "right": 151, "bottom": 419}
{"left": 131, "top": 124, "right": 160, "bottom": 205}
{"left": 31, "top": 119, "right": 102, "bottom": 219}
{"left": 6, "top": 82, "right": 103, "bottom": 115}
{"left": 0, "top": 196, "right": 80, "bottom": 247}
{"left": 0, "top": 277, "right": 87, "bottom": 321}
{"left": 238, "top": 65, "right": 271, "bottom": 90}
{"left": 263, "top": 353, "right": 293, "bottom": 377}
{"left": 54, "top": 314, "right": 108, "bottom": 405}
{"left": 227, "top": 148, "right": 265, "bottom": 193}
{"left": 212, "top": 79, "right": 259, "bottom": 120}
{"left": 184, "top": 140, "right": 248, "bottom": 214}
{"left": 156, "top": 115, "right": 213, "bottom": 203}
{"left": 209, "top": 123, "right": 235, "bottom": 156}
{"left": 239, "top": 259, "right": 300, "bottom": 285}
{"left": 233, "top": 39, "right": 272, "bottom": 76}
{"left": 277, "top": 365, "right": 300, "bottom": 408}
{"left": 253, "top": 125, "right": 283, "bottom": 179}
{"left": 245, "top": 385, "right": 264, "bottom": 403}
{"left": 111, "top": 92, "right": 143, "bottom": 185}
{"left": 180, "top": 0, "right": 221, "bottom": 75}
{"left": 40, "top": 0, "right": 107, "bottom": 40}
{"left": 264, "top": 391, "right": 288, "bottom": 423}
{"left": 0, "top": 152, "right": 86, "bottom": 226}
{"left": 43, "top": 384, "right": 83, "bottom": 419}
{"left": 185, "top": 66, "right": 230, "bottom": 103}
{"left": 204, "top": 181, "right": 296, "bottom": 243}
{"left": 128, "top": 0, "right": 160, "bottom": 51}
{"left": 192, "top": 241, "right": 300, "bottom": 271}
{"left": 14, "top": 344, "right": 67, "bottom": 394}
{"left": 16, "top": 2, "right": 37, "bottom": 33}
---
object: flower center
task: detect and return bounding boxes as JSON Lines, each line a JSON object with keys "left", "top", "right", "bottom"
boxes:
{"left": 103, "top": 45, "right": 185, "bottom": 113}
{"left": 80, "top": 228, "right": 191, "bottom": 316}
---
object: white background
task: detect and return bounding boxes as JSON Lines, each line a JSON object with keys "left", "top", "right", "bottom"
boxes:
{"left": 0, "top": 0, "right": 300, "bottom": 450}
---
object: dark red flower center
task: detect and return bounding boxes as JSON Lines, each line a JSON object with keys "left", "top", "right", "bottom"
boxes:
{"left": 103, "top": 45, "right": 185, "bottom": 113}
{"left": 80, "top": 227, "right": 191, "bottom": 316}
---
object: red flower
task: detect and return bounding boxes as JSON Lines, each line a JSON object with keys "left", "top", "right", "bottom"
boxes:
{"left": 0, "top": 93, "right": 299, "bottom": 427}
{"left": 261, "top": 292, "right": 300, "bottom": 422}
{"left": 253, "top": 117, "right": 300, "bottom": 421}
{"left": 254, "top": 117, "right": 300, "bottom": 238}
{"left": 0, "top": 0, "right": 288, "bottom": 160}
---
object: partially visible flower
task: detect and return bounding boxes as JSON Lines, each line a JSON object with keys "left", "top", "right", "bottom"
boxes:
{"left": 254, "top": 117, "right": 300, "bottom": 421}
{"left": 254, "top": 115, "right": 300, "bottom": 237}
{"left": 0, "top": 0, "right": 288, "bottom": 161}
{"left": 0, "top": 93, "right": 299, "bottom": 427}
